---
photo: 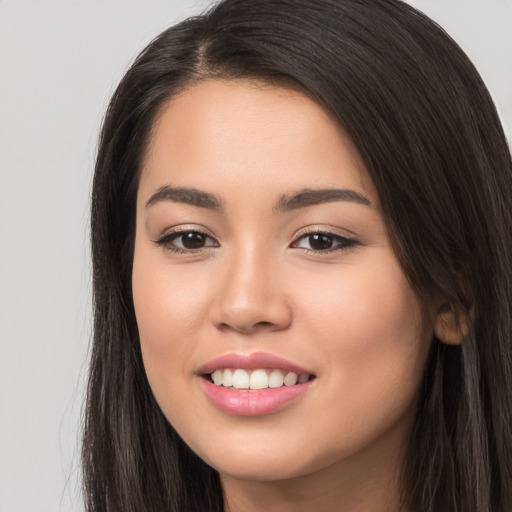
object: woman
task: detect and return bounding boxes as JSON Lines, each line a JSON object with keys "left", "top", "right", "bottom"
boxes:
{"left": 82, "top": 0, "right": 512, "bottom": 510}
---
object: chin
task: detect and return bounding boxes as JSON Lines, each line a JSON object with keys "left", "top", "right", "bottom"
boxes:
{"left": 212, "top": 457, "right": 315, "bottom": 482}
{"left": 190, "top": 434, "right": 335, "bottom": 483}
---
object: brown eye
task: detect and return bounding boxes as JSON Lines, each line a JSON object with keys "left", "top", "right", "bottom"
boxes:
{"left": 155, "top": 230, "right": 219, "bottom": 253}
{"left": 292, "top": 231, "right": 356, "bottom": 253}
{"left": 308, "top": 233, "right": 334, "bottom": 250}
{"left": 181, "top": 231, "right": 208, "bottom": 249}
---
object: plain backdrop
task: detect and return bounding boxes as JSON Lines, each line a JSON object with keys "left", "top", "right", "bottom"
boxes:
{"left": 0, "top": 1, "right": 510, "bottom": 511}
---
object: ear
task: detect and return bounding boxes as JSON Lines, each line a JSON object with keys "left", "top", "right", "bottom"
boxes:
{"left": 434, "top": 302, "right": 473, "bottom": 345}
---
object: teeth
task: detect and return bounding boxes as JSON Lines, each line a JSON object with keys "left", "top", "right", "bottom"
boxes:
{"left": 298, "top": 373, "right": 309, "bottom": 384}
{"left": 249, "top": 369, "right": 268, "bottom": 389}
{"left": 210, "top": 369, "right": 311, "bottom": 389}
{"left": 223, "top": 368, "right": 233, "bottom": 387}
{"left": 212, "top": 370, "right": 223, "bottom": 386}
{"left": 232, "top": 369, "right": 250, "bottom": 389}
{"left": 268, "top": 369, "right": 284, "bottom": 388}
{"left": 284, "top": 372, "right": 298, "bottom": 386}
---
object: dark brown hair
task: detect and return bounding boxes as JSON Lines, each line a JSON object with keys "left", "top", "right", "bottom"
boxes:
{"left": 84, "top": 0, "right": 512, "bottom": 510}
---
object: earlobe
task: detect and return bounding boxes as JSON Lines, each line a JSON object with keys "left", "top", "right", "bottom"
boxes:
{"left": 434, "top": 303, "right": 472, "bottom": 345}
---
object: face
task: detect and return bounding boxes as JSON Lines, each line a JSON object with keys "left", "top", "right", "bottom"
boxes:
{"left": 132, "top": 80, "right": 434, "bottom": 483}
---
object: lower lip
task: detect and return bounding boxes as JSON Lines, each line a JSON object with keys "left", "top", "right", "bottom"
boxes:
{"left": 200, "top": 379, "right": 314, "bottom": 416}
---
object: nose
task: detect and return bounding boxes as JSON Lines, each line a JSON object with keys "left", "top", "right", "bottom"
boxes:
{"left": 209, "top": 247, "right": 293, "bottom": 335}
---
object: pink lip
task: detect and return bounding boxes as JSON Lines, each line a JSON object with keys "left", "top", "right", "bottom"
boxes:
{"left": 198, "top": 352, "right": 315, "bottom": 416}
{"left": 200, "top": 379, "right": 314, "bottom": 416}
{"left": 198, "top": 351, "right": 313, "bottom": 375}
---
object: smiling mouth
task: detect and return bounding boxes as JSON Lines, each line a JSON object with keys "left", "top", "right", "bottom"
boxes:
{"left": 205, "top": 368, "right": 315, "bottom": 390}
{"left": 200, "top": 359, "right": 317, "bottom": 416}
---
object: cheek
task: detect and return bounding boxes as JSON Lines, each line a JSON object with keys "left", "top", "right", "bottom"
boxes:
{"left": 298, "top": 254, "right": 424, "bottom": 347}
{"left": 296, "top": 251, "right": 430, "bottom": 419}
{"left": 131, "top": 247, "right": 211, "bottom": 401}
{"left": 131, "top": 255, "right": 212, "bottom": 443}
{"left": 133, "top": 254, "right": 207, "bottom": 344}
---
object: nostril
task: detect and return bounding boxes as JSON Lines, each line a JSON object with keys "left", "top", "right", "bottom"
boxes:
{"left": 217, "top": 319, "right": 283, "bottom": 334}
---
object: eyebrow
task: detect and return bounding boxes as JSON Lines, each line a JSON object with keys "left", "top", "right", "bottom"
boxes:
{"left": 145, "top": 185, "right": 224, "bottom": 212}
{"left": 145, "top": 185, "right": 371, "bottom": 213}
{"left": 274, "top": 188, "right": 371, "bottom": 212}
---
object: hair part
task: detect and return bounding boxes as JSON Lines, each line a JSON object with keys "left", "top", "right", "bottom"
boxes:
{"left": 84, "top": 1, "right": 512, "bottom": 510}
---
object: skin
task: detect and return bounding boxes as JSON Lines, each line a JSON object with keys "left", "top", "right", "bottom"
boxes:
{"left": 132, "top": 79, "right": 443, "bottom": 512}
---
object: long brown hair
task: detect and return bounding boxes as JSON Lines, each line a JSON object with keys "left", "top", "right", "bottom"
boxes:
{"left": 84, "top": 1, "right": 512, "bottom": 510}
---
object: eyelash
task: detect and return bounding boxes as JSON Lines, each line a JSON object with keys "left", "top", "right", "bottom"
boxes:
{"left": 153, "top": 228, "right": 357, "bottom": 255}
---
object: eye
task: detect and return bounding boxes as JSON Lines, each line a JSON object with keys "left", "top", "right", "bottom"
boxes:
{"left": 291, "top": 231, "right": 356, "bottom": 253}
{"left": 154, "top": 230, "right": 219, "bottom": 253}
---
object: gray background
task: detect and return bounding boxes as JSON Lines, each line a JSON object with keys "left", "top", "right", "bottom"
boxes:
{"left": 0, "top": 1, "right": 510, "bottom": 511}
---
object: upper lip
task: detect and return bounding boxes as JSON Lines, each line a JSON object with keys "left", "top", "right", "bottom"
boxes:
{"left": 198, "top": 351, "right": 314, "bottom": 376}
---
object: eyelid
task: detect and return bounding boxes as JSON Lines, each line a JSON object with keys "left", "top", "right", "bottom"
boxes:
{"left": 292, "top": 224, "right": 356, "bottom": 241}
{"left": 155, "top": 224, "right": 217, "bottom": 240}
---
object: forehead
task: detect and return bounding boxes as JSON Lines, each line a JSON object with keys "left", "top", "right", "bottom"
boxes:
{"left": 139, "top": 79, "right": 377, "bottom": 206}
